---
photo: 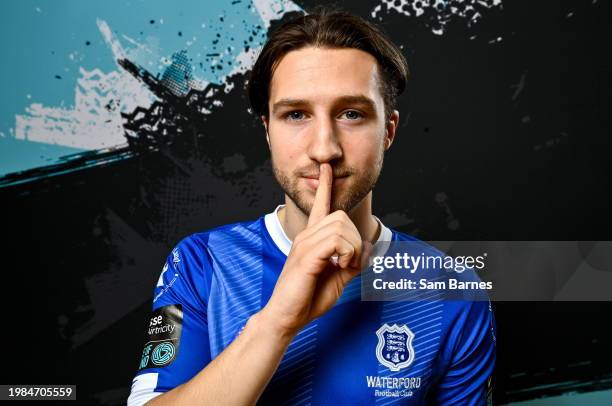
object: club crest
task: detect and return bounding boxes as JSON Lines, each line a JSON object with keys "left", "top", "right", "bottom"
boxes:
{"left": 376, "top": 323, "right": 415, "bottom": 371}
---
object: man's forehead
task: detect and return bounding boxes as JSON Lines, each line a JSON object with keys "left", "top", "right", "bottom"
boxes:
{"left": 269, "top": 47, "right": 383, "bottom": 107}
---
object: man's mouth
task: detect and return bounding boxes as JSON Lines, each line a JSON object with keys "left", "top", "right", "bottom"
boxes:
{"left": 301, "top": 174, "right": 349, "bottom": 189}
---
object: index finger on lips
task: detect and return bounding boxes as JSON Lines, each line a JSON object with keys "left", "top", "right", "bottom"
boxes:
{"left": 307, "top": 163, "right": 333, "bottom": 228}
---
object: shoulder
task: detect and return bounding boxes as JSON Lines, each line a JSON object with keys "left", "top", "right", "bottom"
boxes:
{"left": 175, "top": 216, "right": 265, "bottom": 255}
{"left": 166, "top": 216, "right": 267, "bottom": 279}
{"left": 186, "top": 216, "right": 264, "bottom": 245}
{"left": 152, "top": 216, "right": 265, "bottom": 307}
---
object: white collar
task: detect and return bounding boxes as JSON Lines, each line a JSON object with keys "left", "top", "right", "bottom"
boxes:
{"left": 264, "top": 204, "right": 392, "bottom": 256}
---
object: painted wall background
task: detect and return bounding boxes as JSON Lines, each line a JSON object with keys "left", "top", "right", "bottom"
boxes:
{"left": 1, "top": 0, "right": 611, "bottom": 404}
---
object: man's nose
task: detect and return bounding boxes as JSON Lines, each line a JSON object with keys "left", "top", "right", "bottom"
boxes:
{"left": 306, "top": 117, "right": 343, "bottom": 163}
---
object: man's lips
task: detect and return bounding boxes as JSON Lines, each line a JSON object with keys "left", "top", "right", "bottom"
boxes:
{"left": 301, "top": 175, "right": 349, "bottom": 189}
{"left": 301, "top": 173, "right": 350, "bottom": 179}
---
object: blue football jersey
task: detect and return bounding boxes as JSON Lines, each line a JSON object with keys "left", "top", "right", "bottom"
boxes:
{"left": 128, "top": 205, "right": 496, "bottom": 405}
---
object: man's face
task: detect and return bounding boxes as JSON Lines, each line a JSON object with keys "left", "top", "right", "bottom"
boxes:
{"left": 264, "top": 46, "right": 399, "bottom": 216}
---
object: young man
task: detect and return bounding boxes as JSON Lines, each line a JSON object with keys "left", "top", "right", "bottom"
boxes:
{"left": 128, "top": 9, "right": 495, "bottom": 406}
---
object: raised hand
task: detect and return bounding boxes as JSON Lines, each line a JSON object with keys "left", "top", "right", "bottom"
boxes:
{"left": 261, "top": 163, "right": 372, "bottom": 336}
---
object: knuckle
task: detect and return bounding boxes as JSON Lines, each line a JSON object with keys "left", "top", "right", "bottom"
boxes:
{"left": 333, "top": 220, "right": 345, "bottom": 233}
{"left": 331, "top": 210, "right": 347, "bottom": 220}
{"left": 337, "top": 210, "right": 350, "bottom": 221}
{"left": 331, "top": 235, "right": 344, "bottom": 247}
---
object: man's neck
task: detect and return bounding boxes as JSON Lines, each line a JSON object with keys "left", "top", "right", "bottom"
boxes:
{"left": 278, "top": 192, "right": 381, "bottom": 244}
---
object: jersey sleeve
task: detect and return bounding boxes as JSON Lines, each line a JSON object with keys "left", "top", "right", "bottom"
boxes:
{"left": 434, "top": 300, "right": 497, "bottom": 406}
{"left": 128, "top": 235, "right": 214, "bottom": 406}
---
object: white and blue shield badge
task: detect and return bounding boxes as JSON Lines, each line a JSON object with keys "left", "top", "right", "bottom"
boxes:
{"left": 376, "top": 324, "right": 416, "bottom": 371}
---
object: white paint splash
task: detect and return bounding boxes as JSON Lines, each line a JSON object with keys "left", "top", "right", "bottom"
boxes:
{"left": 371, "top": 0, "right": 503, "bottom": 35}
{"left": 97, "top": 19, "right": 126, "bottom": 61}
{"left": 14, "top": 20, "right": 158, "bottom": 150}
{"left": 15, "top": 67, "right": 156, "bottom": 150}
{"left": 252, "top": 0, "right": 302, "bottom": 29}
{"left": 13, "top": 1, "right": 303, "bottom": 151}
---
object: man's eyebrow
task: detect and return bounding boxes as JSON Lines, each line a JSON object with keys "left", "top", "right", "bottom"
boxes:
{"left": 271, "top": 98, "right": 308, "bottom": 115}
{"left": 271, "top": 95, "right": 377, "bottom": 115}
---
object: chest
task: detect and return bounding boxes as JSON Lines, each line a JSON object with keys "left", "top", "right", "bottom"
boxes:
{"left": 206, "top": 256, "right": 446, "bottom": 404}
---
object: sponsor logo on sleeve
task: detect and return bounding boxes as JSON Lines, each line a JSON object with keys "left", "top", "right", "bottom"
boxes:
{"left": 172, "top": 247, "right": 181, "bottom": 270}
{"left": 154, "top": 261, "right": 180, "bottom": 303}
{"left": 156, "top": 263, "right": 169, "bottom": 288}
{"left": 138, "top": 304, "right": 183, "bottom": 370}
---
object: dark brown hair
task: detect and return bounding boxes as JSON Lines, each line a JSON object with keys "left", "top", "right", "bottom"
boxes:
{"left": 247, "top": 6, "right": 409, "bottom": 121}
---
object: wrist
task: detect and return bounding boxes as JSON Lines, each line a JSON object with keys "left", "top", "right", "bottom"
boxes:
{"left": 250, "top": 308, "right": 298, "bottom": 346}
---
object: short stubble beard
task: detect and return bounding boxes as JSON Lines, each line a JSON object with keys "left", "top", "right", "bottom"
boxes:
{"left": 271, "top": 145, "right": 385, "bottom": 217}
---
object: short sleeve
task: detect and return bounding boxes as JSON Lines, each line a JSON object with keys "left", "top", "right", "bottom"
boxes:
{"left": 128, "top": 236, "right": 213, "bottom": 406}
{"left": 434, "top": 300, "right": 497, "bottom": 406}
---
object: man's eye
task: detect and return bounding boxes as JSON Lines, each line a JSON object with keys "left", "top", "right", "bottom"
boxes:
{"left": 341, "top": 110, "right": 363, "bottom": 120}
{"left": 285, "top": 111, "right": 305, "bottom": 121}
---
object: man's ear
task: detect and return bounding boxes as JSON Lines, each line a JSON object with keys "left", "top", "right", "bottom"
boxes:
{"left": 384, "top": 110, "right": 400, "bottom": 151}
{"left": 261, "top": 115, "right": 270, "bottom": 148}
